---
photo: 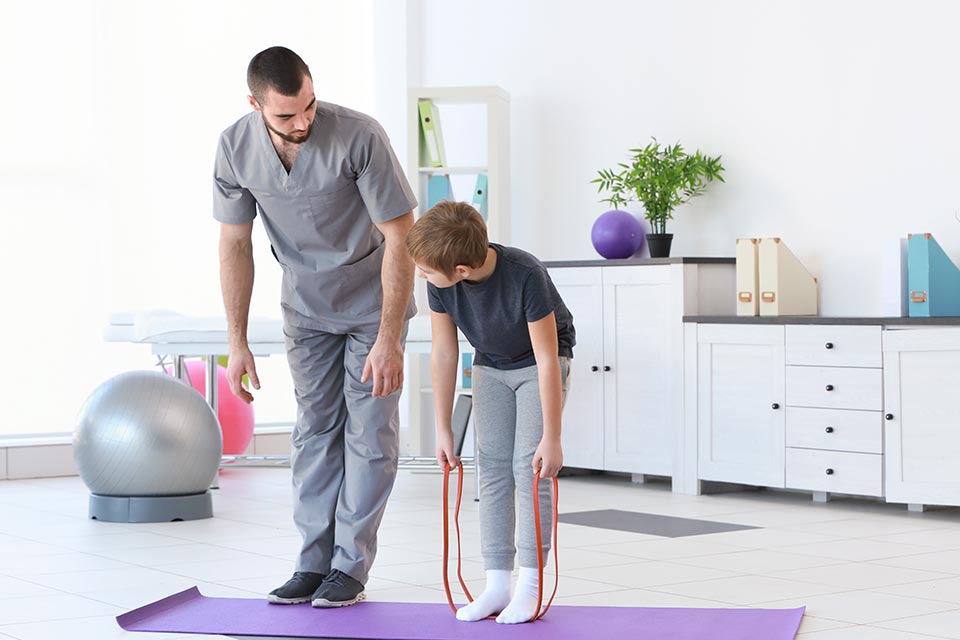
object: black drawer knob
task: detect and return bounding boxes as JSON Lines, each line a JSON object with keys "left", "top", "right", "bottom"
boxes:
{"left": 825, "top": 426, "right": 834, "bottom": 433}
{"left": 825, "top": 384, "right": 834, "bottom": 391}
{"left": 825, "top": 468, "right": 835, "bottom": 475}
{"left": 885, "top": 413, "right": 894, "bottom": 421}
{"left": 771, "top": 403, "right": 780, "bottom": 410}
{"left": 825, "top": 342, "right": 834, "bottom": 350}
{"left": 591, "top": 365, "right": 599, "bottom": 372}
{"left": 603, "top": 365, "right": 612, "bottom": 372}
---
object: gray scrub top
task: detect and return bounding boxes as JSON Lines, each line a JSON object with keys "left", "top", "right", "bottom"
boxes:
{"left": 213, "top": 102, "right": 418, "bottom": 333}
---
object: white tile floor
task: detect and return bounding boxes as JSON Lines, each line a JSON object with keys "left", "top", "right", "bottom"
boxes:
{"left": 3, "top": 469, "right": 960, "bottom": 639}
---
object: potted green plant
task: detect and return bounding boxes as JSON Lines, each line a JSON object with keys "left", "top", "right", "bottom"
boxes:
{"left": 592, "top": 138, "right": 725, "bottom": 258}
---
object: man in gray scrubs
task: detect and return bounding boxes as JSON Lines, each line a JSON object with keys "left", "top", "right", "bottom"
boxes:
{"left": 213, "top": 46, "right": 417, "bottom": 608}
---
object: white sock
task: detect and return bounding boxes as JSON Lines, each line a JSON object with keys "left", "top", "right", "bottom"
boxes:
{"left": 456, "top": 569, "right": 512, "bottom": 622}
{"left": 496, "top": 566, "right": 542, "bottom": 624}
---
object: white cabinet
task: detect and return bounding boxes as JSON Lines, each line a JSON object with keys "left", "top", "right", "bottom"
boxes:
{"left": 552, "top": 261, "right": 735, "bottom": 478}
{"left": 695, "top": 324, "right": 786, "bottom": 487}
{"left": 683, "top": 322, "right": 885, "bottom": 499}
{"left": 684, "top": 319, "right": 960, "bottom": 508}
{"left": 884, "top": 328, "right": 960, "bottom": 508}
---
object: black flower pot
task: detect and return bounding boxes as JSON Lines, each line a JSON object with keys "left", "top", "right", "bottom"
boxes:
{"left": 646, "top": 233, "right": 674, "bottom": 258}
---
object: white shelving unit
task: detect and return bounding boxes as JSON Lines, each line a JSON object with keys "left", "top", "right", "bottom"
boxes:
{"left": 399, "top": 86, "right": 510, "bottom": 458}
{"left": 406, "top": 85, "right": 510, "bottom": 242}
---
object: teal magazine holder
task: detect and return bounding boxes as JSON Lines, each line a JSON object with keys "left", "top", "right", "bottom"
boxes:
{"left": 908, "top": 233, "right": 960, "bottom": 317}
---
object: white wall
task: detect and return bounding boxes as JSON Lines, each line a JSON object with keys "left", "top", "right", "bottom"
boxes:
{"left": 8, "top": 0, "right": 959, "bottom": 436}
{"left": 0, "top": 0, "right": 376, "bottom": 435}
{"left": 415, "top": 0, "right": 960, "bottom": 316}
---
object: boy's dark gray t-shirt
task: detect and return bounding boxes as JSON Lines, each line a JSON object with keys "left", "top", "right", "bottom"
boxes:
{"left": 427, "top": 244, "right": 576, "bottom": 370}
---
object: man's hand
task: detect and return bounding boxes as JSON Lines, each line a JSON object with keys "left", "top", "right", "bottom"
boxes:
{"left": 533, "top": 436, "right": 563, "bottom": 479}
{"left": 226, "top": 346, "right": 260, "bottom": 404}
{"left": 436, "top": 428, "right": 460, "bottom": 470}
{"left": 361, "top": 338, "right": 404, "bottom": 398}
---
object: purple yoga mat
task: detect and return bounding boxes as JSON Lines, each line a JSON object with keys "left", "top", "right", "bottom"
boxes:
{"left": 117, "top": 587, "right": 804, "bottom": 640}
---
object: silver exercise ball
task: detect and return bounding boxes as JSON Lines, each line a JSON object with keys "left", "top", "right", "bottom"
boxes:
{"left": 74, "top": 370, "right": 222, "bottom": 498}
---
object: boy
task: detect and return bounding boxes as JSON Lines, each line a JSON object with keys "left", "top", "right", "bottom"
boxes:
{"left": 405, "top": 201, "right": 576, "bottom": 624}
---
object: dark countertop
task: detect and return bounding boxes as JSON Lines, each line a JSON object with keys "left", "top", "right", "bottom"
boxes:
{"left": 683, "top": 315, "right": 960, "bottom": 325}
{"left": 545, "top": 257, "right": 735, "bottom": 267}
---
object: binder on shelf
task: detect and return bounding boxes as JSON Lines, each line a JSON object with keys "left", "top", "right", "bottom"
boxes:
{"left": 470, "top": 174, "right": 489, "bottom": 220}
{"left": 418, "top": 99, "right": 447, "bottom": 167}
{"left": 427, "top": 174, "right": 453, "bottom": 209}
{"left": 735, "top": 238, "right": 759, "bottom": 316}
{"left": 461, "top": 353, "right": 473, "bottom": 389}
{"left": 757, "top": 237, "right": 818, "bottom": 316}
{"left": 907, "top": 233, "right": 960, "bottom": 317}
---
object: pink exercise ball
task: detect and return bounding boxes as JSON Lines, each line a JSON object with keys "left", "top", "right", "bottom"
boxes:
{"left": 169, "top": 361, "right": 254, "bottom": 455}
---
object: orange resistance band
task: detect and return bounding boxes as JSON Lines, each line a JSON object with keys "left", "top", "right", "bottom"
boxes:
{"left": 441, "top": 463, "right": 559, "bottom": 623}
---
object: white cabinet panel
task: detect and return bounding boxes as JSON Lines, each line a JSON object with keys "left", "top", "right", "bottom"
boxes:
{"left": 885, "top": 333, "right": 960, "bottom": 506}
{"left": 785, "top": 407, "right": 882, "bottom": 454}
{"left": 697, "top": 325, "right": 786, "bottom": 487}
{"left": 549, "top": 267, "right": 604, "bottom": 470}
{"left": 786, "top": 366, "right": 882, "bottom": 411}
{"left": 785, "top": 325, "right": 882, "bottom": 368}
{"left": 786, "top": 448, "right": 882, "bottom": 496}
{"left": 603, "top": 266, "right": 672, "bottom": 474}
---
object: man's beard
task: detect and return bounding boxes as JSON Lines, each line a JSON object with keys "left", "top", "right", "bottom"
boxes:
{"left": 262, "top": 114, "right": 312, "bottom": 144}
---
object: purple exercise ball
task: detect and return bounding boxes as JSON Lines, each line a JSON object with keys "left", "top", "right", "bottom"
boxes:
{"left": 591, "top": 210, "right": 645, "bottom": 259}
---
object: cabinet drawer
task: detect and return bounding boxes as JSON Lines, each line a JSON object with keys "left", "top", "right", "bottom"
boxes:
{"left": 786, "top": 408, "right": 882, "bottom": 454}
{"left": 786, "top": 448, "right": 882, "bottom": 496}
{"left": 786, "top": 366, "right": 882, "bottom": 410}
{"left": 785, "top": 326, "right": 881, "bottom": 368}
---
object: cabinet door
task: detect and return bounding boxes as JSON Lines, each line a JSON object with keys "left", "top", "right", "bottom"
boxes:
{"left": 884, "top": 328, "right": 960, "bottom": 506}
{"left": 698, "top": 324, "right": 786, "bottom": 487}
{"left": 549, "top": 267, "right": 604, "bottom": 470}
{"left": 602, "top": 266, "right": 674, "bottom": 474}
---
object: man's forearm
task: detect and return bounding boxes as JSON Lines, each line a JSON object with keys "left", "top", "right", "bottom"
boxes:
{"left": 220, "top": 237, "right": 254, "bottom": 350}
{"left": 378, "top": 238, "right": 414, "bottom": 343}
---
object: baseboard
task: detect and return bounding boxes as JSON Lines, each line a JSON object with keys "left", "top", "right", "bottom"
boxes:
{"left": 0, "top": 426, "right": 295, "bottom": 481}
{"left": 6, "top": 444, "right": 76, "bottom": 480}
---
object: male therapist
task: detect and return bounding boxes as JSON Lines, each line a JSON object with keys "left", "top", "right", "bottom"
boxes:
{"left": 214, "top": 46, "right": 417, "bottom": 608}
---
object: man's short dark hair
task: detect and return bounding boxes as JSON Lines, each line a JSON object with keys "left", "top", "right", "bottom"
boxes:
{"left": 247, "top": 46, "right": 312, "bottom": 105}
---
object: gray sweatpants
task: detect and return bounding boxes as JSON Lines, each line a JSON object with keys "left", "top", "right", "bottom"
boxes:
{"left": 284, "top": 322, "right": 407, "bottom": 584}
{"left": 473, "top": 357, "right": 571, "bottom": 571}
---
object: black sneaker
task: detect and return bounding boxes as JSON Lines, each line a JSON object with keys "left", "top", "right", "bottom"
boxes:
{"left": 267, "top": 571, "right": 327, "bottom": 604}
{"left": 311, "top": 569, "right": 366, "bottom": 608}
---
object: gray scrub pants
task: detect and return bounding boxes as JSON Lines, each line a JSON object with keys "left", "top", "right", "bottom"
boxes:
{"left": 473, "top": 357, "right": 571, "bottom": 571}
{"left": 284, "top": 322, "right": 407, "bottom": 584}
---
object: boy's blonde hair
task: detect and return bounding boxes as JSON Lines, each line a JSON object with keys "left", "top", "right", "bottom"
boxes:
{"left": 406, "top": 201, "right": 488, "bottom": 276}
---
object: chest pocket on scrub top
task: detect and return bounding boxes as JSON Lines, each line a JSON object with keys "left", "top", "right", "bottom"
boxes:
{"left": 305, "top": 182, "right": 361, "bottom": 254}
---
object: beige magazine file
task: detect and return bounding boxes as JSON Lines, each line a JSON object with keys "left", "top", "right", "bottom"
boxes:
{"left": 736, "top": 238, "right": 759, "bottom": 316}
{"left": 758, "top": 237, "right": 818, "bottom": 316}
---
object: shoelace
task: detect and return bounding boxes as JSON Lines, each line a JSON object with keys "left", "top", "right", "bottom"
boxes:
{"left": 441, "top": 463, "right": 559, "bottom": 623}
{"left": 324, "top": 571, "right": 348, "bottom": 588}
